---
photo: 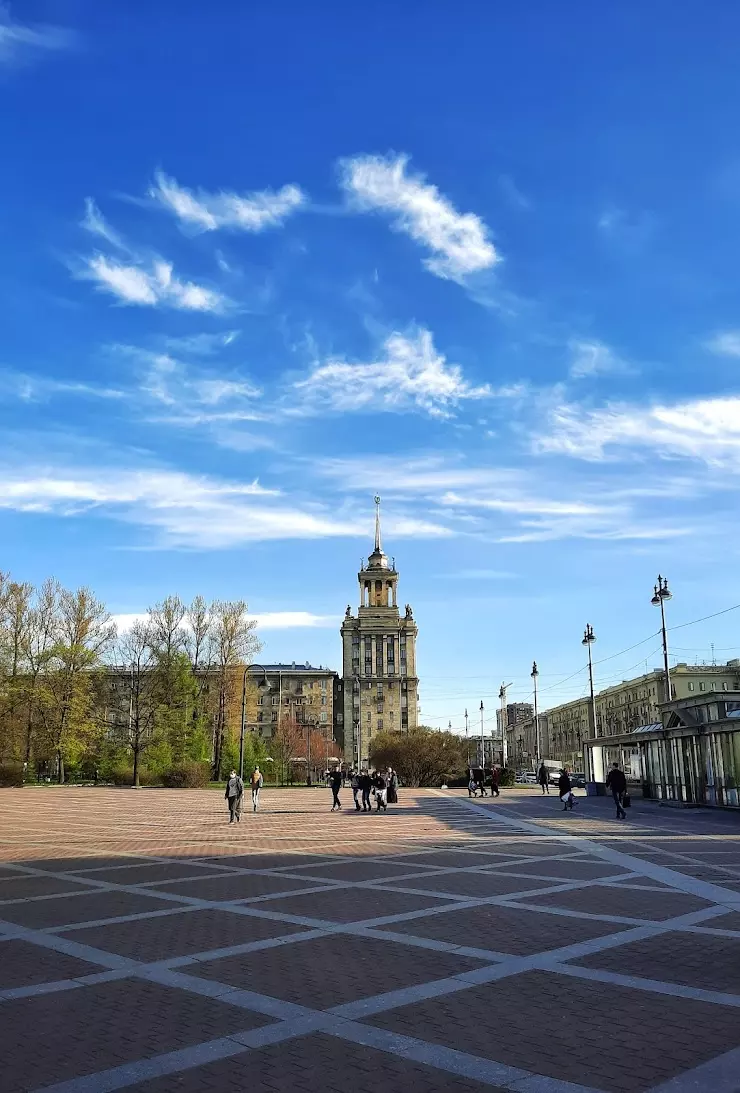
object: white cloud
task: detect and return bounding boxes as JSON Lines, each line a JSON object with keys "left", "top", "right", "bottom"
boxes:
{"left": 112, "top": 610, "right": 337, "bottom": 633}
{"left": 83, "top": 255, "right": 227, "bottom": 312}
{"left": 706, "top": 331, "right": 740, "bottom": 358}
{"left": 81, "top": 199, "right": 125, "bottom": 250}
{"left": 0, "top": 371, "right": 124, "bottom": 402}
{"left": 0, "top": 5, "right": 74, "bottom": 65}
{"left": 163, "top": 331, "right": 240, "bottom": 356}
{"left": 537, "top": 394, "right": 740, "bottom": 467}
{"left": 292, "top": 329, "right": 491, "bottom": 417}
{"left": 568, "top": 339, "right": 630, "bottom": 379}
{"left": 439, "top": 490, "right": 607, "bottom": 517}
{"left": 339, "top": 153, "right": 498, "bottom": 281}
{"left": 149, "top": 170, "right": 306, "bottom": 233}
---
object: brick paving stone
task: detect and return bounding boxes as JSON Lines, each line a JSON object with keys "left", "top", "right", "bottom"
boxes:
{"left": 289, "top": 859, "right": 432, "bottom": 882}
{"left": 573, "top": 929, "right": 740, "bottom": 992}
{"left": 1, "top": 978, "right": 271, "bottom": 1093}
{"left": 85, "top": 863, "right": 232, "bottom": 885}
{"left": 62, "top": 907, "right": 311, "bottom": 960}
{"left": 709, "top": 911, "right": 740, "bottom": 932}
{"left": 497, "top": 859, "right": 630, "bottom": 881}
{"left": 388, "top": 871, "right": 550, "bottom": 898}
{"left": 197, "top": 853, "right": 335, "bottom": 870}
{"left": 146, "top": 872, "right": 330, "bottom": 901}
{"left": 367, "top": 969, "right": 740, "bottom": 1092}
{"left": 519, "top": 883, "right": 711, "bottom": 921}
{"left": 190, "top": 931, "right": 489, "bottom": 1008}
{"left": 393, "top": 850, "right": 524, "bottom": 869}
{"left": 28, "top": 856, "right": 155, "bottom": 872}
{"left": 379, "top": 902, "right": 631, "bottom": 954}
{"left": 125, "top": 1032, "right": 504, "bottom": 1093}
{"left": 263, "top": 885, "right": 449, "bottom": 923}
{"left": 0, "top": 889, "right": 174, "bottom": 930}
{"left": 0, "top": 874, "right": 98, "bottom": 900}
{"left": 0, "top": 938, "right": 102, "bottom": 989}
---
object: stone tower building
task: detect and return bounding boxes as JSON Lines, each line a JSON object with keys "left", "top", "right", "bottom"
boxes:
{"left": 340, "top": 497, "right": 419, "bottom": 767}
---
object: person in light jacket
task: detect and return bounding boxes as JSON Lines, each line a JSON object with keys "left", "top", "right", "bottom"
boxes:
{"left": 249, "top": 766, "right": 263, "bottom": 812}
{"left": 225, "top": 770, "right": 244, "bottom": 823}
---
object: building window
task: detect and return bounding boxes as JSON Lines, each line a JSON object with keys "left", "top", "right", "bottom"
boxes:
{"left": 321, "top": 695, "right": 327, "bottom": 705}
{"left": 377, "top": 682, "right": 383, "bottom": 697}
{"left": 377, "top": 719, "right": 383, "bottom": 732}
{"left": 320, "top": 711, "right": 327, "bottom": 723}
{"left": 271, "top": 710, "right": 278, "bottom": 722}
{"left": 257, "top": 712, "right": 263, "bottom": 723}
{"left": 723, "top": 682, "right": 729, "bottom": 691}
{"left": 688, "top": 682, "right": 695, "bottom": 692}
{"left": 699, "top": 682, "right": 706, "bottom": 692}
{"left": 257, "top": 696, "right": 263, "bottom": 706}
{"left": 366, "top": 711, "right": 371, "bottom": 723}
{"left": 376, "top": 636, "right": 384, "bottom": 676}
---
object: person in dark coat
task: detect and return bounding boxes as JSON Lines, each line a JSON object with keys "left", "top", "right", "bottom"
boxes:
{"left": 330, "top": 769, "right": 342, "bottom": 811}
{"left": 475, "top": 767, "right": 488, "bottom": 796}
{"left": 224, "top": 770, "right": 244, "bottom": 823}
{"left": 558, "top": 769, "right": 574, "bottom": 811}
{"left": 372, "top": 770, "right": 387, "bottom": 811}
{"left": 359, "top": 770, "right": 372, "bottom": 811}
{"left": 490, "top": 767, "right": 500, "bottom": 797}
{"left": 605, "top": 762, "right": 627, "bottom": 819}
{"left": 537, "top": 762, "right": 549, "bottom": 794}
{"left": 387, "top": 769, "right": 398, "bottom": 805}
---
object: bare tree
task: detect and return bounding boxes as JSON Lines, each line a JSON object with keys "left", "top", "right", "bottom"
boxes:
{"left": 20, "top": 579, "right": 61, "bottom": 767}
{"left": 117, "top": 622, "right": 158, "bottom": 787}
{"left": 209, "top": 600, "right": 261, "bottom": 779}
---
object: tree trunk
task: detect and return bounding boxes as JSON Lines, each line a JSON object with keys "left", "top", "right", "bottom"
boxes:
{"left": 57, "top": 750, "right": 65, "bottom": 785}
{"left": 133, "top": 743, "right": 140, "bottom": 788}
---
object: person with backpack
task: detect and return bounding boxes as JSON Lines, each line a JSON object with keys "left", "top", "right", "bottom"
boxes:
{"left": 250, "top": 766, "right": 263, "bottom": 812}
{"left": 224, "top": 769, "right": 244, "bottom": 823}
{"left": 605, "top": 762, "right": 628, "bottom": 820}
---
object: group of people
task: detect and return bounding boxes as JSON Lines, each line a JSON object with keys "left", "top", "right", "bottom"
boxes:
{"left": 224, "top": 766, "right": 263, "bottom": 821}
{"left": 329, "top": 768, "right": 399, "bottom": 812}
{"left": 467, "top": 767, "right": 500, "bottom": 797}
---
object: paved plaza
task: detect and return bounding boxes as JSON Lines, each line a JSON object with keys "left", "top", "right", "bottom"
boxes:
{"left": 2, "top": 787, "right": 740, "bottom": 1093}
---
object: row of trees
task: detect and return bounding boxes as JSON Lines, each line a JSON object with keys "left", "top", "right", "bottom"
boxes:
{"left": 369, "top": 727, "right": 470, "bottom": 787}
{"left": 0, "top": 572, "right": 273, "bottom": 785}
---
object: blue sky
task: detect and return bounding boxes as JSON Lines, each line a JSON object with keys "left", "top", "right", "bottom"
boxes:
{"left": 2, "top": 1, "right": 740, "bottom": 729}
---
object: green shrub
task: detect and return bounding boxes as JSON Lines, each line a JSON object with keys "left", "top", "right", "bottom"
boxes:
{"left": 499, "top": 766, "right": 516, "bottom": 787}
{"left": 161, "top": 761, "right": 210, "bottom": 788}
{"left": 0, "top": 762, "right": 24, "bottom": 787}
{"left": 109, "top": 766, "right": 161, "bottom": 787}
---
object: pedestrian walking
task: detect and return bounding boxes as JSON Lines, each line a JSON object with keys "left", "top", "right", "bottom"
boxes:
{"left": 249, "top": 766, "right": 263, "bottom": 812}
{"left": 360, "top": 770, "right": 372, "bottom": 812}
{"left": 330, "top": 769, "right": 342, "bottom": 811}
{"left": 351, "top": 770, "right": 361, "bottom": 810}
{"left": 224, "top": 770, "right": 244, "bottom": 824}
{"left": 475, "top": 767, "right": 488, "bottom": 796}
{"left": 490, "top": 766, "right": 500, "bottom": 797}
{"left": 558, "top": 768, "right": 575, "bottom": 811}
{"left": 387, "top": 768, "right": 398, "bottom": 805}
{"left": 373, "top": 770, "right": 388, "bottom": 811}
{"left": 605, "top": 762, "right": 628, "bottom": 820}
{"left": 538, "top": 762, "right": 550, "bottom": 794}
{"left": 468, "top": 769, "right": 477, "bottom": 797}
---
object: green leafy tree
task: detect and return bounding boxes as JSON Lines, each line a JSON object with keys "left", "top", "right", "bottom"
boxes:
{"left": 369, "top": 727, "right": 468, "bottom": 787}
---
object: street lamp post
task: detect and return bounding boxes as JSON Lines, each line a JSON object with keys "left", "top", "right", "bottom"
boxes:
{"left": 531, "top": 661, "right": 540, "bottom": 763}
{"left": 479, "top": 701, "right": 485, "bottom": 770}
{"left": 651, "top": 575, "right": 673, "bottom": 701}
{"left": 582, "top": 625, "right": 597, "bottom": 745}
{"left": 498, "top": 683, "right": 512, "bottom": 768}
{"left": 239, "top": 663, "right": 270, "bottom": 780}
{"left": 354, "top": 674, "right": 361, "bottom": 772}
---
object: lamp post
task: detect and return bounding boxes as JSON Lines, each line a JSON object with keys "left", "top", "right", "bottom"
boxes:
{"left": 498, "top": 683, "right": 512, "bottom": 768}
{"left": 651, "top": 575, "right": 673, "bottom": 702}
{"left": 531, "top": 661, "right": 540, "bottom": 763}
{"left": 239, "top": 663, "right": 270, "bottom": 780}
{"left": 479, "top": 700, "right": 485, "bottom": 770}
{"left": 354, "top": 674, "right": 362, "bottom": 771}
{"left": 582, "top": 625, "right": 597, "bottom": 745}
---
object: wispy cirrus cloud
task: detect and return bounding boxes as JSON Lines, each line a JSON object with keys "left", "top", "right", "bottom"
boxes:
{"left": 537, "top": 394, "right": 740, "bottom": 468}
{"left": 339, "top": 153, "right": 498, "bottom": 282}
{"left": 0, "top": 370, "right": 124, "bottom": 402}
{"left": 82, "top": 254, "right": 227, "bottom": 312}
{"left": 112, "top": 610, "right": 338, "bottom": 633}
{"left": 292, "top": 328, "right": 491, "bottom": 417}
{"left": 568, "top": 338, "right": 632, "bottom": 379}
{"left": 0, "top": 4, "right": 74, "bottom": 66}
{"left": 149, "top": 170, "right": 306, "bottom": 233}
{"left": 706, "top": 330, "right": 740, "bottom": 358}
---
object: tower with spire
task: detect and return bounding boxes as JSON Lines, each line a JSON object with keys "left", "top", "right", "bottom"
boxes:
{"left": 340, "top": 496, "right": 419, "bottom": 767}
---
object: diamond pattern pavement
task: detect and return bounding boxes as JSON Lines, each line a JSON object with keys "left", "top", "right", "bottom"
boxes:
{"left": 1, "top": 785, "right": 740, "bottom": 1093}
